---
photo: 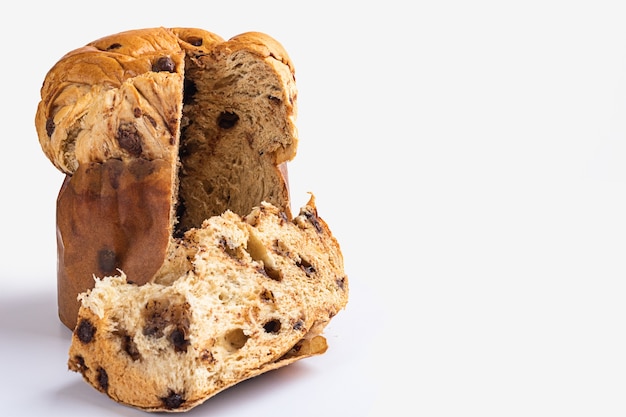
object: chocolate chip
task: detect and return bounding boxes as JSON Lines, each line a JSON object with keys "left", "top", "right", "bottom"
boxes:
{"left": 296, "top": 257, "right": 316, "bottom": 277}
{"left": 116, "top": 123, "right": 143, "bottom": 156}
{"left": 161, "top": 390, "right": 185, "bottom": 410}
{"left": 143, "top": 322, "right": 163, "bottom": 338}
{"left": 303, "top": 210, "right": 323, "bottom": 233}
{"left": 74, "top": 355, "right": 87, "bottom": 371}
{"left": 152, "top": 56, "right": 176, "bottom": 73}
{"left": 142, "top": 299, "right": 191, "bottom": 353}
{"left": 200, "top": 349, "right": 215, "bottom": 363}
{"left": 217, "top": 111, "right": 239, "bottom": 129}
{"left": 186, "top": 36, "right": 203, "bottom": 46}
{"left": 97, "top": 367, "right": 109, "bottom": 392}
{"left": 293, "top": 320, "right": 304, "bottom": 331}
{"left": 336, "top": 276, "right": 347, "bottom": 291}
{"left": 169, "top": 328, "right": 190, "bottom": 353}
{"left": 122, "top": 334, "right": 141, "bottom": 361}
{"left": 142, "top": 300, "right": 168, "bottom": 338}
{"left": 76, "top": 319, "right": 96, "bottom": 344}
{"left": 268, "top": 95, "right": 282, "bottom": 105}
{"left": 183, "top": 78, "right": 197, "bottom": 104}
{"left": 45, "top": 117, "right": 55, "bottom": 137}
{"left": 106, "top": 43, "right": 122, "bottom": 51}
{"left": 133, "top": 107, "right": 142, "bottom": 118}
{"left": 263, "top": 319, "right": 281, "bottom": 334}
{"left": 98, "top": 249, "right": 117, "bottom": 274}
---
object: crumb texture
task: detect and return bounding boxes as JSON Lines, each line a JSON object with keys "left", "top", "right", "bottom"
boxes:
{"left": 68, "top": 198, "right": 348, "bottom": 412}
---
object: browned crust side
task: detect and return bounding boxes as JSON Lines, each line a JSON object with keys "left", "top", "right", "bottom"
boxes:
{"left": 57, "top": 158, "right": 173, "bottom": 329}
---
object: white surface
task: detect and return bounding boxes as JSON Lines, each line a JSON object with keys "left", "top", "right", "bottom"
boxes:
{"left": 2, "top": 1, "right": 626, "bottom": 416}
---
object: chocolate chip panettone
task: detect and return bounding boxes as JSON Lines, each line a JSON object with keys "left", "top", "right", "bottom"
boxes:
{"left": 35, "top": 27, "right": 348, "bottom": 412}
{"left": 35, "top": 27, "right": 299, "bottom": 329}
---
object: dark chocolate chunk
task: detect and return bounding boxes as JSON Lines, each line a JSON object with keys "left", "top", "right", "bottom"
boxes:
{"left": 98, "top": 249, "right": 117, "bottom": 274}
{"left": 200, "top": 349, "right": 215, "bottom": 363}
{"left": 296, "top": 257, "right": 316, "bottom": 277}
{"left": 142, "top": 300, "right": 169, "bottom": 338}
{"left": 74, "top": 355, "right": 87, "bottom": 371}
{"left": 143, "top": 322, "right": 163, "bottom": 338}
{"left": 97, "top": 367, "right": 109, "bottom": 392}
{"left": 336, "top": 276, "right": 347, "bottom": 291}
{"left": 268, "top": 95, "right": 282, "bottom": 105}
{"left": 122, "top": 334, "right": 141, "bottom": 361}
{"left": 116, "top": 123, "right": 143, "bottom": 156}
{"left": 161, "top": 390, "right": 185, "bottom": 410}
{"left": 183, "top": 79, "right": 197, "bottom": 104}
{"left": 293, "top": 320, "right": 304, "bottom": 331}
{"left": 303, "top": 210, "right": 323, "bottom": 233}
{"left": 133, "top": 107, "right": 142, "bottom": 118}
{"left": 217, "top": 111, "right": 239, "bottom": 129}
{"left": 45, "top": 117, "right": 55, "bottom": 137}
{"left": 169, "top": 328, "right": 190, "bottom": 353}
{"left": 76, "top": 319, "right": 96, "bottom": 344}
{"left": 152, "top": 56, "right": 176, "bottom": 73}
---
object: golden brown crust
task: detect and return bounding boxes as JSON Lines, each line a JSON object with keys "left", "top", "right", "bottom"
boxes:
{"left": 217, "top": 31, "right": 295, "bottom": 73}
{"left": 35, "top": 28, "right": 186, "bottom": 174}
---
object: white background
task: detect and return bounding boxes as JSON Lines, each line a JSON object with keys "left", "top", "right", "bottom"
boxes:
{"left": 2, "top": 1, "right": 626, "bottom": 416}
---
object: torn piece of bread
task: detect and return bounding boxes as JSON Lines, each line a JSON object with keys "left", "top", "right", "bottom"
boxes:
{"left": 68, "top": 197, "right": 348, "bottom": 412}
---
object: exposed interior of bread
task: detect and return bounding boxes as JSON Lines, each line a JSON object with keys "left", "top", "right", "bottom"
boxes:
{"left": 175, "top": 33, "right": 297, "bottom": 235}
{"left": 68, "top": 198, "right": 348, "bottom": 412}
